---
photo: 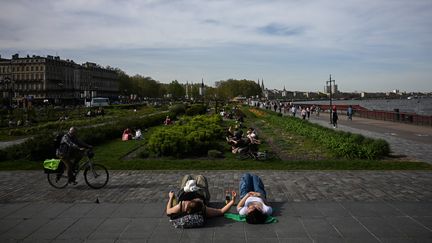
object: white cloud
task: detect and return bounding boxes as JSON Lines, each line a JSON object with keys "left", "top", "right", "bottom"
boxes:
{"left": 1, "top": 0, "right": 431, "bottom": 91}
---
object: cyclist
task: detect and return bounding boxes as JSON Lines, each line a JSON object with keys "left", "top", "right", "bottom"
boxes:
{"left": 57, "top": 127, "right": 92, "bottom": 184}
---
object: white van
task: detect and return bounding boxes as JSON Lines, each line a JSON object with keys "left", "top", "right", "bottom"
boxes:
{"left": 85, "top": 97, "right": 110, "bottom": 107}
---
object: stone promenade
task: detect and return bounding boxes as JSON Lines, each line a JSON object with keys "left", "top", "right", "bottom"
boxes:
{"left": 1, "top": 170, "right": 432, "bottom": 242}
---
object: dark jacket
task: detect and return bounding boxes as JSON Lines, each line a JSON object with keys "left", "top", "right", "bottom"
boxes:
{"left": 57, "top": 133, "right": 90, "bottom": 159}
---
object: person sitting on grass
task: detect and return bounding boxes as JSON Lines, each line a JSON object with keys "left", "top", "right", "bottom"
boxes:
{"left": 122, "top": 128, "right": 133, "bottom": 141}
{"left": 237, "top": 173, "right": 272, "bottom": 224}
{"left": 246, "top": 127, "right": 261, "bottom": 154}
{"left": 133, "top": 128, "right": 142, "bottom": 140}
{"left": 164, "top": 115, "right": 172, "bottom": 125}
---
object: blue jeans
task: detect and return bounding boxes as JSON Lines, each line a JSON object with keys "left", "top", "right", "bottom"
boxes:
{"left": 239, "top": 173, "right": 266, "bottom": 199}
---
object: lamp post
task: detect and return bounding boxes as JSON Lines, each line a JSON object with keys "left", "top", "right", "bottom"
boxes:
{"left": 325, "top": 74, "right": 335, "bottom": 124}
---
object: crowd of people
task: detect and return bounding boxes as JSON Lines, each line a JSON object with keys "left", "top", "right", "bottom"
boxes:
{"left": 250, "top": 100, "right": 354, "bottom": 128}
{"left": 226, "top": 125, "right": 261, "bottom": 155}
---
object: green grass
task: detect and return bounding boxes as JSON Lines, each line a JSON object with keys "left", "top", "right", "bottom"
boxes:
{"left": 1, "top": 109, "right": 432, "bottom": 171}
{"left": 93, "top": 139, "right": 145, "bottom": 162}
{"left": 5, "top": 158, "right": 431, "bottom": 170}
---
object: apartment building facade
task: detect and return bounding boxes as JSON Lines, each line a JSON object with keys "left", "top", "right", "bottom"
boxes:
{"left": 0, "top": 54, "right": 119, "bottom": 105}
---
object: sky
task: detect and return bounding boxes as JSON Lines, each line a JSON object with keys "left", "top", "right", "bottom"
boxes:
{"left": 1, "top": 0, "right": 431, "bottom": 92}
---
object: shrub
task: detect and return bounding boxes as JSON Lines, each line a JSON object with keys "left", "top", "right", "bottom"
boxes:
{"left": 169, "top": 104, "right": 186, "bottom": 117}
{"left": 146, "top": 115, "right": 223, "bottom": 157}
{"left": 186, "top": 104, "right": 207, "bottom": 116}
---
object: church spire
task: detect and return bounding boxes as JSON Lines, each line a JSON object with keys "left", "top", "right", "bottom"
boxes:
{"left": 199, "top": 78, "right": 205, "bottom": 96}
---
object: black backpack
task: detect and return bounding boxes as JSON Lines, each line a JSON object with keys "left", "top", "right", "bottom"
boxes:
{"left": 54, "top": 133, "right": 68, "bottom": 158}
{"left": 53, "top": 133, "right": 64, "bottom": 148}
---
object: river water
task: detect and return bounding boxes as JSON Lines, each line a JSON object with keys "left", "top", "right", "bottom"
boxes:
{"left": 294, "top": 98, "right": 432, "bottom": 116}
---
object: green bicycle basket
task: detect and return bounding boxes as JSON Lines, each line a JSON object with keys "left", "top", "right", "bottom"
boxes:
{"left": 43, "top": 159, "right": 61, "bottom": 171}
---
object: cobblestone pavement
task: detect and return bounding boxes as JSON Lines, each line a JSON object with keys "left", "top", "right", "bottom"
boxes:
{"left": 1, "top": 170, "right": 432, "bottom": 203}
{"left": 1, "top": 171, "right": 432, "bottom": 242}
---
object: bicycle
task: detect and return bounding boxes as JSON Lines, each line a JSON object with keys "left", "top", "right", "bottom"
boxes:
{"left": 237, "top": 145, "right": 276, "bottom": 161}
{"left": 46, "top": 149, "right": 109, "bottom": 189}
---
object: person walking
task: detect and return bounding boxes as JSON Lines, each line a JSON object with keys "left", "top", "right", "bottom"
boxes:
{"left": 347, "top": 105, "right": 353, "bottom": 121}
{"left": 301, "top": 108, "right": 307, "bottom": 120}
{"left": 332, "top": 107, "right": 339, "bottom": 128}
{"left": 291, "top": 106, "right": 297, "bottom": 117}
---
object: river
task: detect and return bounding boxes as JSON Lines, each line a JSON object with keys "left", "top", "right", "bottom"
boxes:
{"left": 293, "top": 98, "right": 432, "bottom": 115}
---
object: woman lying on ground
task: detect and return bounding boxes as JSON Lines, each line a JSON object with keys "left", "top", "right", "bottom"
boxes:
{"left": 237, "top": 173, "right": 273, "bottom": 224}
{"left": 166, "top": 174, "right": 236, "bottom": 227}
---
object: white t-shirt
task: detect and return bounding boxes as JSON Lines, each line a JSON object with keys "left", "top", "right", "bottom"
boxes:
{"left": 238, "top": 196, "right": 272, "bottom": 216}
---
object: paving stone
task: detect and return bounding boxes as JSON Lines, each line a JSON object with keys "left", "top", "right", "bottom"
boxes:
{"left": 1, "top": 170, "right": 432, "bottom": 241}
{"left": 300, "top": 217, "right": 343, "bottom": 239}
{"left": 273, "top": 216, "right": 309, "bottom": 238}
{"left": 356, "top": 217, "right": 407, "bottom": 238}
{"left": 2, "top": 171, "right": 432, "bottom": 203}
{"left": 326, "top": 216, "right": 376, "bottom": 239}
{"left": 24, "top": 218, "right": 76, "bottom": 240}
{"left": 0, "top": 218, "right": 50, "bottom": 240}
{"left": 341, "top": 202, "right": 403, "bottom": 217}
{"left": 278, "top": 238, "right": 313, "bottom": 243}
{"left": 0, "top": 203, "right": 28, "bottom": 218}
{"left": 390, "top": 202, "right": 432, "bottom": 217}
{"left": 87, "top": 218, "right": 130, "bottom": 240}
{"left": 55, "top": 218, "right": 105, "bottom": 240}
{"left": 383, "top": 216, "right": 432, "bottom": 238}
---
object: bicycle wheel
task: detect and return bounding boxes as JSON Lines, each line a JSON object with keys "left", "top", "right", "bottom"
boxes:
{"left": 84, "top": 163, "right": 109, "bottom": 189}
{"left": 256, "top": 151, "right": 276, "bottom": 161}
{"left": 47, "top": 163, "right": 68, "bottom": 189}
{"left": 237, "top": 151, "right": 251, "bottom": 160}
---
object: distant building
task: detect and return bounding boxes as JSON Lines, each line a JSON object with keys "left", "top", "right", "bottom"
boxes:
{"left": 0, "top": 54, "right": 119, "bottom": 105}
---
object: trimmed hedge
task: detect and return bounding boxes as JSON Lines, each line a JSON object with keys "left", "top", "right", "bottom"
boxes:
{"left": 169, "top": 104, "right": 186, "bottom": 117}
{"left": 249, "top": 108, "right": 390, "bottom": 159}
{"left": 185, "top": 104, "right": 207, "bottom": 116}
{"left": 146, "top": 115, "right": 223, "bottom": 157}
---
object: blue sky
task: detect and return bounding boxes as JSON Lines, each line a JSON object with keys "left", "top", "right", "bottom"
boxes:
{"left": 1, "top": 0, "right": 431, "bottom": 92}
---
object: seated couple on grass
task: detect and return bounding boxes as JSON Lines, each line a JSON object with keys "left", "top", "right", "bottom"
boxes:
{"left": 165, "top": 173, "right": 272, "bottom": 228}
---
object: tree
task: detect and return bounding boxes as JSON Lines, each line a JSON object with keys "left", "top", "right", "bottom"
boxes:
{"left": 167, "top": 80, "right": 185, "bottom": 100}
{"left": 216, "top": 79, "right": 262, "bottom": 100}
